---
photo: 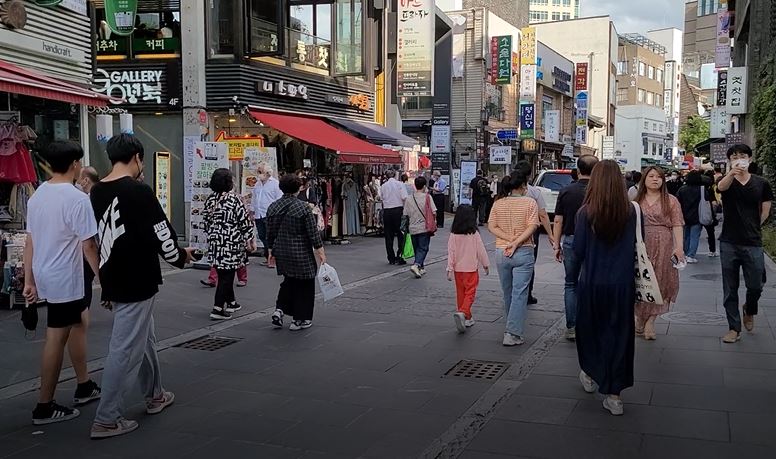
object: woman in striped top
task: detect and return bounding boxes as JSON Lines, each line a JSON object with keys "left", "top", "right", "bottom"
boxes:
{"left": 488, "top": 172, "right": 540, "bottom": 346}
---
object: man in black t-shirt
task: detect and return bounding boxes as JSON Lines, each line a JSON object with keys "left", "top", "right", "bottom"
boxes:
{"left": 717, "top": 144, "right": 773, "bottom": 343}
{"left": 552, "top": 155, "right": 599, "bottom": 341}
{"left": 469, "top": 171, "right": 490, "bottom": 225}
{"left": 89, "top": 134, "right": 194, "bottom": 439}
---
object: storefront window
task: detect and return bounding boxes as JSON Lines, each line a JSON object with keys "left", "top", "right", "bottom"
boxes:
{"left": 289, "top": 1, "right": 332, "bottom": 71}
{"left": 334, "top": 0, "right": 363, "bottom": 76}
{"left": 209, "top": 0, "right": 235, "bottom": 56}
{"left": 248, "top": 0, "right": 284, "bottom": 56}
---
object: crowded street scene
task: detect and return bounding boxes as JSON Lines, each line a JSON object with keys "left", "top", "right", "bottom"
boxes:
{"left": 1, "top": 0, "right": 775, "bottom": 458}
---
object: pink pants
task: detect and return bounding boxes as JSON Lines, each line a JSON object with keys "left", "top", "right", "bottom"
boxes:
{"left": 208, "top": 266, "right": 247, "bottom": 284}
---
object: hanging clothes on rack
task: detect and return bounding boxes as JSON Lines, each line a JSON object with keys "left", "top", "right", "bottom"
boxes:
{"left": 341, "top": 175, "right": 360, "bottom": 236}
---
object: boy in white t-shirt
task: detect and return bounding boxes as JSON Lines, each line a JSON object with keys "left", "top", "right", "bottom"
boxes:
{"left": 24, "top": 141, "right": 101, "bottom": 425}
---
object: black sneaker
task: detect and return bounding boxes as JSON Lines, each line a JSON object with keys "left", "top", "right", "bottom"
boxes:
{"left": 209, "top": 307, "right": 232, "bottom": 320}
{"left": 528, "top": 296, "right": 538, "bottom": 305}
{"left": 74, "top": 380, "right": 101, "bottom": 406}
{"left": 271, "top": 309, "right": 284, "bottom": 329}
{"left": 32, "top": 401, "right": 80, "bottom": 425}
{"left": 225, "top": 302, "right": 242, "bottom": 313}
{"left": 396, "top": 259, "right": 407, "bottom": 266}
{"left": 200, "top": 280, "right": 216, "bottom": 288}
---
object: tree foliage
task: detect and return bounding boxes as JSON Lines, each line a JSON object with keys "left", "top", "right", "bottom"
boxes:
{"left": 752, "top": 56, "right": 776, "bottom": 185}
{"left": 678, "top": 115, "right": 710, "bottom": 153}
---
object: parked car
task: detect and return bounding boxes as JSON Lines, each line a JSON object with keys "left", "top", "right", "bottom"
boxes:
{"left": 533, "top": 169, "right": 574, "bottom": 220}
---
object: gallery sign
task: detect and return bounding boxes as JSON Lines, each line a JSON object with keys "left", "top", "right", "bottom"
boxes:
{"left": 397, "top": 0, "right": 435, "bottom": 97}
{"left": 256, "top": 79, "right": 310, "bottom": 100}
{"left": 93, "top": 66, "right": 181, "bottom": 109}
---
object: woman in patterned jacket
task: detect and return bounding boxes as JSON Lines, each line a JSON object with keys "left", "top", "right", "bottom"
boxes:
{"left": 203, "top": 168, "right": 256, "bottom": 320}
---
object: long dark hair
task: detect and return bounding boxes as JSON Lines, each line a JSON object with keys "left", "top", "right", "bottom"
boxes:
{"left": 635, "top": 166, "right": 670, "bottom": 212}
{"left": 451, "top": 205, "right": 478, "bottom": 235}
{"left": 584, "top": 160, "right": 631, "bottom": 243}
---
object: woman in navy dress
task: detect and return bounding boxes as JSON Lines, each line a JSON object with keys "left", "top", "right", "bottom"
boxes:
{"left": 573, "top": 160, "right": 638, "bottom": 416}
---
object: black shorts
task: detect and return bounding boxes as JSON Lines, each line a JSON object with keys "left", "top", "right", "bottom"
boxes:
{"left": 46, "top": 299, "right": 87, "bottom": 329}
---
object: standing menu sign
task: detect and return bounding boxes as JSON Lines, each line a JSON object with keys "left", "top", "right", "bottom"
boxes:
{"left": 189, "top": 142, "right": 228, "bottom": 250}
{"left": 397, "top": 0, "right": 435, "bottom": 96}
{"left": 459, "top": 161, "right": 478, "bottom": 206}
{"left": 240, "top": 147, "right": 278, "bottom": 206}
{"left": 155, "top": 151, "right": 171, "bottom": 219}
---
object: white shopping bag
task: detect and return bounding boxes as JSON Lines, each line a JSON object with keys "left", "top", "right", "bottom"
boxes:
{"left": 632, "top": 202, "right": 664, "bottom": 305}
{"left": 317, "top": 263, "right": 344, "bottom": 301}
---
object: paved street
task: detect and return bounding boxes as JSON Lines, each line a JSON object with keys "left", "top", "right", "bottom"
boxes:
{"left": 1, "top": 227, "right": 775, "bottom": 458}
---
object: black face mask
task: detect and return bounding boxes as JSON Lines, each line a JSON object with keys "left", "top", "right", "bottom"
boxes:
{"left": 134, "top": 155, "right": 144, "bottom": 180}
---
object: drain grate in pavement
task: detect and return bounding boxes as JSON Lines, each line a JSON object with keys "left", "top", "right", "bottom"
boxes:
{"left": 175, "top": 336, "right": 241, "bottom": 351}
{"left": 444, "top": 360, "right": 509, "bottom": 381}
{"left": 661, "top": 311, "right": 728, "bottom": 325}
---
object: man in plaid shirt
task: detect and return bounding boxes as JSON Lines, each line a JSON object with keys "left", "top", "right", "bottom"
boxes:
{"left": 267, "top": 175, "right": 327, "bottom": 331}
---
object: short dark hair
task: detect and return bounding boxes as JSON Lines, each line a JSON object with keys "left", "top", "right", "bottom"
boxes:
{"left": 209, "top": 168, "right": 234, "bottom": 193}
{"left": 106, "top": 134, "right": 144, "bottom": 165}
{"left": 451, "top": 205, "right": 478, "bottom": 235}
{"left": 414, "top": 176, "right": 427, "bottom": 190}
{"left": 632, "top": 171, "right": 642, "bottom": 184}
{"left": 279, "top": 174, "right": 302, "bottom": 194}
{"left": 577, "top": 155, "right": 599, "bottom": 176}
{"left": 477, "top": 170, "right": 484, "bottom": 176}
{"left": 43, "top": 141, "right": 84, "bottom": 174}
{"left": 516, "top": 160, "right": 532, "bottom": 177}
{"left": 400, "top": 173, "right": 409, "bottom": 183}
{"left": 727, "top": 143, "right": 752, "bottom": 159}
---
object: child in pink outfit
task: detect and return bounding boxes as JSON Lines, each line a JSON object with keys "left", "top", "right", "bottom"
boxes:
{"left": 447, "top": 205, "right": 490, "bottom": 333}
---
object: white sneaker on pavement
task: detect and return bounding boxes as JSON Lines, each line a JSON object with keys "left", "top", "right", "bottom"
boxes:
{"left": 686, "top": 257, "right": 699, "bottom": 264}
{"left": 464, "top": 319, "right": 475, "bottom": 327}
{"left": 453, "top": 312, "right": 466, "bottom": 333}
{"left": 410, "top": 264, "right": 422, "bottom": 278}
{"left": 502, "top": 332, "right": 524, "bottom": 346}
{"left": 579, "top": 370, "right": 597, "bottom": 393}
{"left": 603, "top": 397, "right": 624, "bottom": 416}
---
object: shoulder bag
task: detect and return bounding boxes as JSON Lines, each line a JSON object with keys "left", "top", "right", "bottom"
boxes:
{"left": 412, "top": 194, "right": 437, "bottom": 235}
{"left": 698, "top": 186, "right": 713, "bottom": 226}
{"left": 632, "top": 202, "right": 664, "bottom": 305}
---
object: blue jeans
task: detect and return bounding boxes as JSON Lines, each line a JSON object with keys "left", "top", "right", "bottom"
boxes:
{"left": 411, "top": 233, "right": 431, "bottom": 268}
{"left": 496, "top": 246, "right": 535, "bottom": 337}
{"left": 720, "top": 242, "right": 765, "bottom": 332}
{"left": 684, "top": 224, "right": 702, "bottom": 258}
{"left": 255, "top": 218, "right": 268, "bottom": 257}
{"left": 562, "top": 236, "right": 581, "bottom": 329}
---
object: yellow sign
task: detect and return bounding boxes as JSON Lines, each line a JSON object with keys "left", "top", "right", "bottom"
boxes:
{"left": 214, "top": 131, "right": 264, "bottom": 161}
{"left": 520, "top": 27, "right": 536, "bottom": 65}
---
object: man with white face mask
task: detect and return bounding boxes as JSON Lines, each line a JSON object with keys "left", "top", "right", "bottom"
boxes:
{"left": 717, "top": 144, "right": 773, "bottom": 343}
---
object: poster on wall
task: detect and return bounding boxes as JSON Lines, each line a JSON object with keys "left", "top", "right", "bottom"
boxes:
{"left": 489, "top": 146, "right": 511, "bottom": 165}
{"left": 396, "top": 0, "right": 435, "bottom": 96}
{"left": 155, "top": 151, "right": 171, "bottom": 219}
{"left": 183, "top": 135, "right": 199, "bottom": 202}
{"left": 459, "top": 161, "right": 478, "bottom": 206}
{"left": 545, "top": 110, "right": 560, "bottom": 143}
{"left": 240, "top": 147, "right": 278, "bottom": 206}
{"left": 189, "top": 142, "right": 228, "bottom": 250}
{"left": 451, "top": 169, "right": 461, "bottom": 209}
{"left": 214, "top": 131, "right": 264, "bottom": 161}
{"left": 104, "top": 0, "right": 138, "bottom": 36}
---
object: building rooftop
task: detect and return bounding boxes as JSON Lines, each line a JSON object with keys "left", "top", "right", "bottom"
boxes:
{"left": 619, "top": 33, "right": 667, "bottom": 55}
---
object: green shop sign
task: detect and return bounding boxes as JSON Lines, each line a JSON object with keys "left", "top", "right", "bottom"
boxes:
{"left": 495, "top": 35, "right": 512, "bottom": 85}
{"left": 105, "top": 0, "right": 138, "bottom": 36}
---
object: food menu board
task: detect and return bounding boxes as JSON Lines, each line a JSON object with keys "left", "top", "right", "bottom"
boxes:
{"left": 154, "top": 151, "right": 171, "bottom": 218}
{"left": 189, "top": 142, "right": 228, "bottom": 250}
{"left": 240, "top": 147, "right": 278, "bottom": 207}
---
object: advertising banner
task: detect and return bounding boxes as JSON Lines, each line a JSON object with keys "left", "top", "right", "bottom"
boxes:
{"left": 520, "top": 27, "right": 536, "bottom": 65}
{"left": 715, "top": 7, "right": 731, "bottom": 68}
{"left": 154, "top": 151, "right": 171, "bottom": 219}
{"left": 544, "top": 110, "right": 560, "bottom": 143}
{"left": 104, "top": 0, "right": 138, "bottom": 36}
{"left": 575, "top": 90, "right": 588, "bottom": 145}
{"left": 726, "top": 67, "right": 747, "bottom": 115}
{"left": 519, "top": 64, "right": 537, "bottom": 102}
{"left": 240, "top": 147, "right": 278, "bottom": 207}
{"left": 520, "top": 103, "right": 535, "bottom": 139}
{"left": 459, "top": 161, "right": 478, "bottom": 206}
{"left": 495, "top": 36, "right": 512, "bottom": 85}
{"left": 575, "top": 63, "right": 588, "bottom": 91}
{"left": 397, "top": 0, "right": 435, "bottom": 96}
{"left": 489, "top": 145, "right": 511, "bottom": 165}
{"left": 189, "top": 142, "right": 229, "bottom": 250}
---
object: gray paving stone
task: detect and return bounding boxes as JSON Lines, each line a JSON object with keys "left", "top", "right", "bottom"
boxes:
{"left": 184, "top": 440, "right": 303, "bottom": 459}
{"left": 267, "top": 423, "right": 383, "bottom": 456}
{"left": 722, "top": 367, "right": 776, "bottom": 392}
{"left": 360, "top": 431, "right": 439, "bottom": 458}
{"left": 493, "top": 394, "right": 578, "bottom": 425}
{"left": 634, "top": 361, "right": 725, "bottom": 386}
{"left": 660, "top": 348, "right": 776, "bottom": 370}
{"left": 182, "top": 389, "right": 291, "bottom": 414}
{"left": 566, "top": 400, "right": 730, "bottom": 442}
{"left": 177, "top": 410, "right": 297, "bottom": 443}
{"left": 467, "top": 419, "right": 642, "bottom": 458}
{"left": 515, "top": 374, "right": 654, "bottom": 405}
{"left": 459, "top": 451, "right": 532, "bottom": 459}
{"left": 640, "top": 434, "right": 772, "bottom": 459}
{"left": 650, "top": 382, "right": 776, "bottom": 413}
{"left": 268, "top": 399, "right": 370, "bottom": 428}
{"left": 729, "top": 412, "right": 776, "bottom": 447}
{"left": 666, "top": 323, "right": 729, "bottom": 338}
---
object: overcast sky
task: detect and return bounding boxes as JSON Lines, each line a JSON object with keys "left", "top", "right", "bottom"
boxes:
{"left": 581, "top": 0, "right": 686, "bottom": 35}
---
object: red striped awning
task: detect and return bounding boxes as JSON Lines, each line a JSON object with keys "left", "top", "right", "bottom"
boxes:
{"left": 249, "top": 109, "right": 401, "bottom": 165}
{"left": 0, "top": 59, "right": 112, "bottom": 107}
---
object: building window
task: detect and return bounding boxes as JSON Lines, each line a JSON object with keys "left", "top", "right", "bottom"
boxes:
{"left": 644, "top": 121, "right": 649, "bottom": 129}
{"left": 208, "top": 0, "right": 236, "bottom": 55}
{"left": 638, "top": 62, "right": 646, "bottom": 76}
{"left": 552, "top": 0, "right": 561, "bottom": 5}
{"left": 529, "top": 11, "right": 549, "bottom": 22}
{"left": 698, "top": 0, "right": 722, "bottom": 17}
{"left": 530, "top": 0, "right": 549, "bottom": 4}
{"left": 247, "top": 0, "right": 284, "bottom": 56}
{"left": 656, "top": 68, "right": 663, "bottom": 82}
{"left": 652, "top": 143, "right": 657, "bottom": 155}
{"left": 659, "top": 124, "right": 664, "bottom": 132}
{"left": 617, "top": 61, "right": 627, "bottom": 75}
{"left": 401, "top": 96, "right": 433, "bottom": 110}
{"left": 648, "top": 65, "right": 655, "bottom": 79}
{"left": 638, "top": 89, "right": 645, "bottom": 103}
{"left": 563, "top": 0, "right": 571, "bottom": 6}
{"left": 646, "top": 92, "right": 654, "bottom": 105}
{"left": 552, "top": 12, "right": 561, "bottom": 21}
{"left": 656, "top": 94, "right": 662, "bottom": 107}
{"left": 653, "top": 122, "right": 658, "bottom": 131}
{"left": 562, "top": 12, "right": 571, "bottom": 20}
{"left": 96, "top": 8, "right": 182, "bottom": 59}
{"left": 333, "top": 0, "right": 363, "bottom": 75}
{"left": 617, "top": 88, "right": 628, "bottom": 103}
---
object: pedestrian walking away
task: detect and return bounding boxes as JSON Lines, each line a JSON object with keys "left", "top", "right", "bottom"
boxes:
{"left": 380, "top": 170, "right": 408, "bottom": 265}
{"left": 717, "top": 144, "right": 773, "bottom": 343}
{"left": 469, "top": 170, "right": 491, "bottom": 225}
{"left": 251, "top": 163, "right": 283, "bottom": 268}
{"left": 633, "top": 167, "right": 685, "bottom": 340}
{"left": 24, "top": 141, "right": 102, "bottom": 426}
{"left": 488, "top": 173, "right": 540, "bottom": 346}
{"left": 89, "top": 134, "right": 194, "bottom": 439}
{"left": 403, "top": 176, "right": 437, "bottom": 278}
{"left": 677, "top": 171, "right": 711, "bottom": 263}
{"left": 573, "top": 160, "right": 637, "bottom": 416}
{"left": 514, "top": 160, "right": 555, "bottom": 305}
{"left": 447, "top": 205, "right": 490, "bottom": 333}
{"left": 267, "top": 175, "right": 327, "bottom": 331}
{"left": 552, "top": 155, "right": 599, "bottom": 341}
{"left": 202, "top": 168, "right": 256, "bottom": 320}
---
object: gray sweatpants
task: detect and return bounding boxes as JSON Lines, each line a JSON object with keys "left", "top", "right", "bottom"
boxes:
{"left": 94, "top": 297, "right": 163, "bottom": 425}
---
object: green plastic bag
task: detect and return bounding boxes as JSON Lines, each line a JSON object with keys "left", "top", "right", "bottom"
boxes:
{"left": 401, "top": 235, "right": 414, "bottom": 259}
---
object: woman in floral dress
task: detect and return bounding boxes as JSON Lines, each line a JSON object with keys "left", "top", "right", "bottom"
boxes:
{"left": 633, "top": 166, "right": 685, "bottom": 340}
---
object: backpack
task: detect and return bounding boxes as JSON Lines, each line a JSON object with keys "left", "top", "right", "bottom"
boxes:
{"left": 477, "top": 178, "right": 490, "bottom": 196}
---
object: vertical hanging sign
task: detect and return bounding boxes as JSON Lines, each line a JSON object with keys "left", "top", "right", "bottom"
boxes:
{"left": 495, "top": 36, "right": 512, "bottom": 85}
{"left": 397, "top": 0, "right": 435, "bottom": 97}
{"left": 575, "top": 63, "right": 588, "bottom": 91}
{"left": 717, "top": 70, "right": 728, "bottom": 106}
{"left": 105, "top": 0, "right": 138, "bottom": 36}
{"left": 715, "top": 6, "right": 731, "bottom": 69}
{"left": 726, "top": 67, "right": 747, "bottom": 115}
{"left": 519, "top": 27, "right": 536, "bottom": 65}
{"left": 520, "top": 103, "right": 535, "bottom": 139}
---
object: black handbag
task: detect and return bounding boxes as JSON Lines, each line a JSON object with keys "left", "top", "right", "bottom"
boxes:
{"left": 400, "top": 214, "right": 410, "bottom": 234}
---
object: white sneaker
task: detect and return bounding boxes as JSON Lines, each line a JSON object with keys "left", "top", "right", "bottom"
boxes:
{"left": 419, "top": 268, "right": 426, "bottom": 276}
{"left": 502, "top": 332, "right": 524, "bottom": 346}
{"left": 271, "top": 309, "right": 284, "bottom": 329}
{"left": 410, "top": 264, "right": 422, "bottom": 278}
{"left": 579, "top": 370, "right": 596, "bottom": 393}
{"left": 289, "top": 320, "right": 312, "bottom": 331}
{"left": 603, "top": 397, "right": 624, "bottom": 416}
{"left": 453, "top": 312, "right": 466, "bottom": 333}
{"left": 686, "top": 257, "right": 699, "bottom": 264}
{"left": 708, "top": 252, "right": 718, "bottom": 258}
{"left": 464, "top": 319, "right": 475, "bottom": 328}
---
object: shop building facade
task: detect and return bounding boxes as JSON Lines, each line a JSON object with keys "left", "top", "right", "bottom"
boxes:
{"left": 534, "top": 41, "right": 575, "bottom": 169}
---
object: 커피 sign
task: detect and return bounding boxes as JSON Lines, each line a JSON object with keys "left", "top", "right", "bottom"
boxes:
{"left": 397, "top": 0, "right": 435, "bottom": 97}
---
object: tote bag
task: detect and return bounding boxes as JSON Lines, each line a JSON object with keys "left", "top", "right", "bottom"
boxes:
{"left": 698, "top": 186, "right": 713, "bottom": 226}
{"left": 632, "top": 202, "right": 664, "bottom": 305}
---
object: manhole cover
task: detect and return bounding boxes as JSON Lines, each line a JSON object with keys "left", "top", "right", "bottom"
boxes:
{"left": 444, "top": 360, "right": 509, "bottom": 381}
{"left": 661, "top": 311, "right": 727, "bottom": 325}
{"left": 175, "top": 336, "right": 241, "bottom": 351}
{"left": 691, "top": 273, "right": 722, "bottom": 281}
